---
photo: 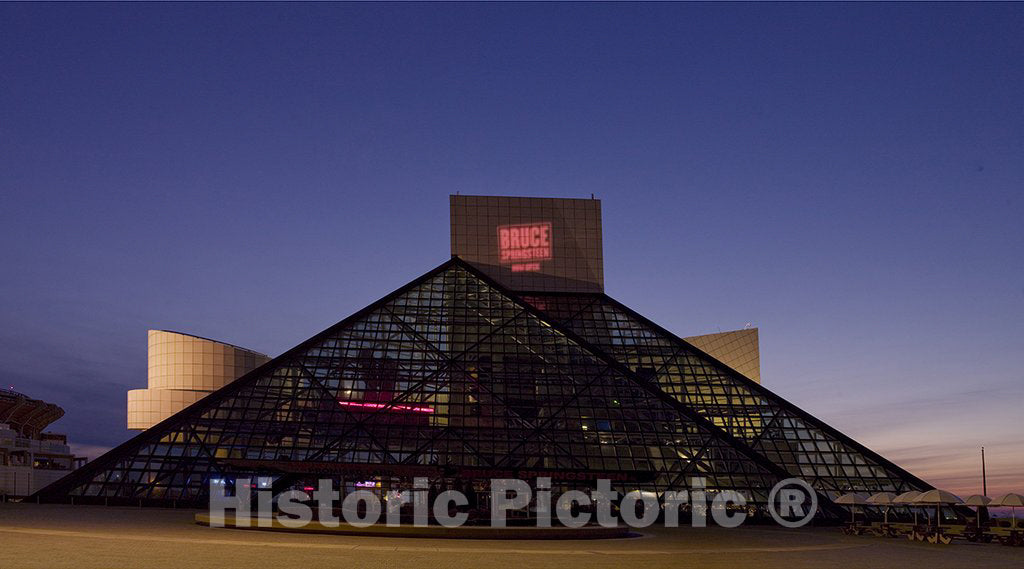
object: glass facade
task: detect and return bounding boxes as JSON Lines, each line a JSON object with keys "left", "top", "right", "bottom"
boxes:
{"left": 520, "top": 292, "right": 930, "bottom": 500}
{"left": 34, "top": 258, "right": 928, "bottom": 519}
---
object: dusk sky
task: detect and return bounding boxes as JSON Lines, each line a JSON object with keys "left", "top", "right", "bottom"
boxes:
{"left": 1, "top": 3, "right": 1021, "bottom": 498}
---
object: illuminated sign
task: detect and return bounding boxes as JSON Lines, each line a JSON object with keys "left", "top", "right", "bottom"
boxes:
{"left": 498, "top": 222, "right": 552, "bottom": 272}
{"left": 338, "top": 400, "right": 434, "bottom": 413}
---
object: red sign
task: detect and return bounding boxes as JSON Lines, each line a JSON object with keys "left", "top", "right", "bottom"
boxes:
{"left": 498, "top": 223, "right": 552, "bottom": 268}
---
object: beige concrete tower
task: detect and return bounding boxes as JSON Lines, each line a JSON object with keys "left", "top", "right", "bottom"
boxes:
{"left": 684, "top": 328, "right": 761, "bottom": 383}
{"left": 126, "top": 330, "right": 270, "bottom": 430}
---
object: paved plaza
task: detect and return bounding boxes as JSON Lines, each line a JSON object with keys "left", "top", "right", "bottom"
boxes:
{"left": 0, "top": 503, "right": 1019, "bottom": 569}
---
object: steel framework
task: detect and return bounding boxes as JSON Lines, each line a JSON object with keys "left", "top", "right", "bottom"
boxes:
{"left": 33, "top": 258, "right": 928, "bottom": 518}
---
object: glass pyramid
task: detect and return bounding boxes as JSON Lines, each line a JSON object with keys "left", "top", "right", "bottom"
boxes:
{"left": 520, "top": 292, "right": 931, "bottom": 500}
{"left": 37, "top": 259, "right": 826, "bottom": 515}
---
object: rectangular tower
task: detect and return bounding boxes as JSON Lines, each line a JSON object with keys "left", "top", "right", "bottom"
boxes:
{"left": 450, "top": 195, "right": 604, "bottom": 293}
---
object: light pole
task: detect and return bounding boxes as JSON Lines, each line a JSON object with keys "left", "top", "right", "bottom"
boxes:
{"left": 981, "top": 446, "right": 987, "bottom": 496}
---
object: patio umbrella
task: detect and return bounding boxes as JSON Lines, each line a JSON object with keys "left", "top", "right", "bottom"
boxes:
{"left": 913, "top": 489, "right": 963, "bottom": 528}
{"left": 868, "top": 492, "right": 898, "bottom": 525}
{"left": 963, "top": 495, "right": 991, "bottom": 529}
{"left": 894, "top": 491, "right": 922, "bottom": 525}
{"left": 990, "top": 492, "right": 1024, "bottom": 527}
{"left": 836, "top": 493, "right": 870, "bottom": 525}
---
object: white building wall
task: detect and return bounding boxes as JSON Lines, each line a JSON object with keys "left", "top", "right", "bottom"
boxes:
{"left": 0, "top": 424, "right": 74, "bottom": 496}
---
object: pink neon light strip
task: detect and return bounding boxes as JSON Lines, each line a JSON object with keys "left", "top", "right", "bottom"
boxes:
{"left": 337, "top": 400, "right": 435, "bottom": 413}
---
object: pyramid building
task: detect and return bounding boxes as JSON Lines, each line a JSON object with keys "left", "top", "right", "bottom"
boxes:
{"left": 34, "top": 196, "right": 930, "bottom": 520}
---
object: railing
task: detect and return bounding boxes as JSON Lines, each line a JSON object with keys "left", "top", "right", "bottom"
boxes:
{"left": 38, "top": 442, "right": 69, "bottom": 453}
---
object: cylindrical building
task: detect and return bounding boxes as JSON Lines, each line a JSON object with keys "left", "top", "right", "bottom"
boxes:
{"left": 126, "top": 330, "right": 270, "bottom": 430}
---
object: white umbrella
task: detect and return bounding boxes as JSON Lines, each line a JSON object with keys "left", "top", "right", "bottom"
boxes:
{"left": 894, "top": 490, "right": 922, "bottom": 526}
{"left": 991, "top": 492, "right": 1024, "bottom": 527}
{"left": 963, "top": 495, "right": 991, "bottom": 529}
{"left": 836, "top": 493, "right": 870, "bottom": 525}
{"left": 868, "top": 492, "right": 898, "bottom": 525}
{"left": 964, "top": 494, "right": 992, "bottom": 506}
{"left": 914, "top": 489, "right": 963, "bottom": 528}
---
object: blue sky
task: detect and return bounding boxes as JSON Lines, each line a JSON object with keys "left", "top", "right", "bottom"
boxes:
{"left": 1, "top": 3, "right": 1021, "bottom": 496}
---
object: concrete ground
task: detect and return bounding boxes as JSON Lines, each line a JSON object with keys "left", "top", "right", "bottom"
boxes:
{"left": 0, "top": 503, "right": 1019, "bottom": 569}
